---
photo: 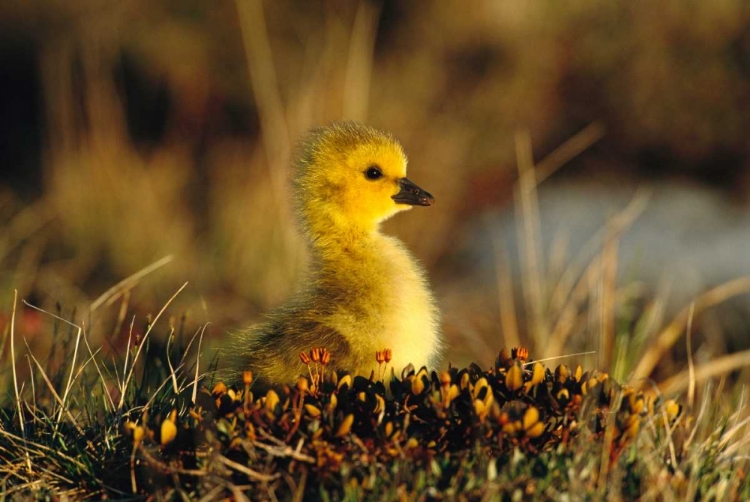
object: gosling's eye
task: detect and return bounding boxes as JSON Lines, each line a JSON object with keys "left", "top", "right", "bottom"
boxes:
{"left": 365, "top": 166, "right": 383, "bottom": 180}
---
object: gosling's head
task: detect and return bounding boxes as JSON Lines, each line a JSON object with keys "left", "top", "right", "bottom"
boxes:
{"left": 294, "top": 122, "right": 434, "bottom": 235}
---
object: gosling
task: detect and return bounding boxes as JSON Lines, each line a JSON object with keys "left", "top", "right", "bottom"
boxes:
{"left": 222, "top": 122, "right": 441, "bottom": 384}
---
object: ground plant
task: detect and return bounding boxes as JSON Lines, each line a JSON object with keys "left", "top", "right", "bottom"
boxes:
{"left": 1, "top": 298, "right": 748, "bottom": 500}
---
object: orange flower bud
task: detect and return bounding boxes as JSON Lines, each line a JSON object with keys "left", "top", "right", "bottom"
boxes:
{"left": 439, "top": 371, "right": 451, "bottom": 387}
{"left": 512, "top": 347, "right": 529, "bottom": 363}
{"left": 242, "top": 370, "right": 253, "bottom": 386}
{"left": 297, "top": 376, "right": 309, "bottom": 393}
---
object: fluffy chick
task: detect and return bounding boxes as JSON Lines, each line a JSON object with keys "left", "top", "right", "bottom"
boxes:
{"left": 222, "top": 122, "right": 441, "bottom": 384}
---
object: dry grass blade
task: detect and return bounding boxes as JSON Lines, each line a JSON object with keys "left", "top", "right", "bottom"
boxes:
{"left": 684, "top": 384, "right": 712, "bottom": 451}
{"left": 234, "top": 0, "right": 289, "bottom": 199}
{"left": 121, "top": 315, "right": 135, "bottom": 395}
{"left": 192, "top": 323, "right": 209, "bottom": 404}
{"left": 9, "top": 290, "right": 31, "bottom": 472}
{"left": 655, "top": 348, "right": 750, "bottom": 396}
{"left": 166, "top": 327, "right": 178, "bottom": 394}
{"left": 21, "top": 301, "right": 111, "bottom": 414}
{"left": 80, "top": 327, "right": 115, "bottom": 412}
{"left": 632, "top": 275, "right": 750, "bottom": 384}
{"left": 718, "top": 414, "right": 750, "bottom": 453}
{"left": 0, "top": 199, "right": 53, "bottom": 263}
{"left": 596, "top": 390, "right": 621, "bottom": 494}
{"left": 342, "top": 0, "right": 381, "bottom": 121}
{"left": 22, "top": 338, "right": 87, "bottom": 440}
{"left": 659, "top": 402, "right": 679, "bottom": 473}
{"left": 89, "top": 255, "right": 173, "bottom": 312}
{"left": 493, "top": 237, "right": 521, "bottom": 350}
{"left": 526, "top": 351, "right": 597, "bottom": 366}
{"left": 117, "top": 282, "right": 188, "bottom": 410}
{"left": 535, "top": 122, "right": 606, "bottom": 183}
{"left": 514, "top": 130, "right": 546, "bottom": 352}
{"left": 598, "top": 227, "right": 619, "bottom": 370}
{"left": 24, "top": 355, "right": 36, "bottom": 410}
{"left": 57, "top": 322, "right": 83, "bottom": 426}
{"left": 545, "top": 189, "right": 651, "bottom": 359}
{"left": 143, "top": 371, "right": 182, "bottom": 413}
{"left": 686, "top": 303, "right": 696, "bottom": 412}
{"left": 548, "top": 188, "right": 651, "bottom": 316}
{"left": 234, "top": 0, "right": 299, "bottom": 273}
{"left": 509, "top": 122, "right": 607, "bottom": 357}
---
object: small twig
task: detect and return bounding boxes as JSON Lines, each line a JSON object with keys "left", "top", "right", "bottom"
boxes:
{"left": 291, "top": 467, "right": 308, "bottom": 502}
{"left": 256, "top": 431, "right": 315, "bottom": 464}
{"left": 216, "top": 454, "right": 280, "bottom": 482}
{"left": 285, "top": 389, "right": 304, "bottom": 443}
{"left": 228, "top": 483, "right": 253, "bottom": 502}
{"left": 258, "top": 429, "right": 287, "bottom": 446}
{"left": 197, "top": 486, "right": 225, "bottom": 502}
{"left": 130, "top": 442, "right": 138, "bottom": 494}
{"left": 253, "top": 441, "right": 315, "bottom": 464}
{"left": 137, "top": 443, "right": 207, "bottom": 477}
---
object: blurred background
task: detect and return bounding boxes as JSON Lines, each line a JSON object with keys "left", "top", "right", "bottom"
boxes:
{"left": 1, "top": 0, "right": 749, "bottom": 384}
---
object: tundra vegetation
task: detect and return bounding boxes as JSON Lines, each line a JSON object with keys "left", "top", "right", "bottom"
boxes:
{"left": 1, "top": 1, "right": 750, "bottom": 499}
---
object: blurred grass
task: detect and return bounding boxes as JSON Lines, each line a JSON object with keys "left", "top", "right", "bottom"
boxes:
{"left": 0, "top": 0, "right": 749, "bottom": 374}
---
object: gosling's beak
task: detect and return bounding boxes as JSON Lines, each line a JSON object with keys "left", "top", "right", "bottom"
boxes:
{"left": 392, "top": 178, "right": 435, "bottom": 206}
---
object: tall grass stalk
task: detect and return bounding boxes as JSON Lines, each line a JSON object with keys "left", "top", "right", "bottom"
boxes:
{"left": 117, "top": 282, "right": 188, "bottom": 410}
{"left": 10, "top": 290, "right": 31, "bottom": 471}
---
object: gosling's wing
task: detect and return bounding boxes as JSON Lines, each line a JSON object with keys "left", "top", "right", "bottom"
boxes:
{"left": 263, "top": 316, "right": 357, "bottom": 378}
{"left": 220, "top": 314, "right": 354, "bottom": 384}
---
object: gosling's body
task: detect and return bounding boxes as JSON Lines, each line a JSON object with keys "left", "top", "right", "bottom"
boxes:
{"left": 223, "top": 122, "right": 441, "bottom": 384}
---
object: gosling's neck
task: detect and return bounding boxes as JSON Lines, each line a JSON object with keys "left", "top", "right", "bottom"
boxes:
{"left": 302, "top": 209, "right": 388, "bottom": 268}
